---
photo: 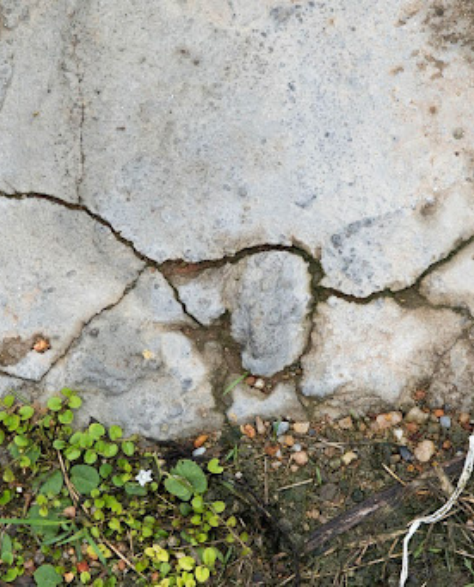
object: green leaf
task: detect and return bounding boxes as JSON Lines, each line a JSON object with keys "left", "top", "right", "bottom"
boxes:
{"left": 84, "top": 449, "right": 98, "bottom": 464}
{"left": 0, "top": 490, "right": 12, "bottom": 506}
{"left": 1, "top": 533, "right": 13, "bottom": 565}
{"left": 89, "top": 423, "right": 105, "bottom": 440}
{"left": 2, "top": 567, "right": 18, "bottom": 582}
{"left": 103, "top": 443, "right": 118, "bottom": 458}
{"left": 47, "top": 397, "right": 62, "bottom": 412}
{"left": 70, "top": 465, "right": 100, "bottom": 495}
{"left": 18, "top": 405, "right": 34, "bottom": 420}
{"left": 122, "top": 441, "right": 135, "bottom": 456}
{"left": 68, "top": 395, "right": 82, "bottom": 409}
{"left": 0, "top": 429, "right": 4, "bottom": 445}
{"left": 202, "top": 547, "right": 217, "bottom": 568}
{"left": 99, "top": 463, "right": 113, "bottom": 479}
{"left": 52, "top": 439, "right": 66, "bottom": 450}
{"left": 3, "top": 395, "right": 15, "bottom": 408}
{"left": 58, "top": 410, "right": 74, "bottom": 424}
{"left": 33, "top": 564, "right": 63, "bottom": 587}
{"left": 64, "top": 447, "right": 81, "bottom": 461}
{"left": 195, "top": 566, "right": 210, "bottom": 583}
{"left": 109, "top": 425, "right": 123, "bottom": 441}
{"left": 178, "top": 556, "right": 195, "bottom": 571}
{"left": 164, "top": 475, "right": 193, "bottom": 501}
{"left": 4, "top": 414, "right": 19, "bottom": 432}
{"left": 40, "top": 471, "right": 64, "bottom": 496}
{"left": 223, "top": 373, "right": 248, "bottom": 396}
{"left": 207, "top": 458, "right": 224, "bottom": 474}
{"left": 0, "top": 517, "right": 69, "bottom": 527}
{"left": 13, "top": 434, "right": 29, "bottom": 447}
{"left": 172, "top": 459, "right": 207, "bottom": 494}
{"left": 211, "top": 501, "right": 226, "bottom": 514}
{"left": 124, "top": 483, "right": 147, "bottom": 496}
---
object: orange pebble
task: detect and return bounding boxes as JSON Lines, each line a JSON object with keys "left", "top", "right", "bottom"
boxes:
{"left": 194, "top": 434, "right": 209, "bottom": 448}
{"left": 240, "top": 424, "right": 256, "bottom": 439}
{"left": 433, "top": 409, "right": 444, "bottom": 418}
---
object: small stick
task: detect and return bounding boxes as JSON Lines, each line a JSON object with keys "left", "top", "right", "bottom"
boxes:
{"left": 278, "top": 479, "right": 314, "bottom": 492}
{"left": 382, "top": 463, "right": 406, "bottom": 486}
{"left": 101, "top": 536, "right": 146, "bottom": 579}
{"left": 264, "top": 457, "right": 269, "bottom": 505}
{"left": 57, "top": 450, "right": 80, "bottom": 504}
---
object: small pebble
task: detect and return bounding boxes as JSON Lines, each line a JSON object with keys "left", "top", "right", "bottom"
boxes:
{"left": 328, "top": 457, "right": 342, "bottom": 470}
{"left": 255, "top": 416, "right": 266, "bottom": 435}
{"left": 275, "top": 421, "right": 290, "bottom": 436}
{"left": 414, "top": 440, "right": 436, "bottom": 463}
{"left": 192, "top": 447, "right": 206, "bottom": 457}
{"left": 459, "top": 412, "right": 470, "bottom": 424}
{"left": 375, "top": 411, "right": 403, "bottom": 430}
{"left": 399, "top": 446, "right": 414, "bottom": 461}
{"left": 290, "top": 464, "right": 299, "bottom": 473}
{"left": 337, "top": 416, "right": 353, "bottom": 430}
{"left": 235, "top": 471, "right": 243, "bottom": 479}
{"left": 405, "top": 406, "right": 429, "bottom": 425}
{"left": 254, "top": 378, "right": 265, "bottom": 390}
{"left": 393, "top": 428, "right": 404, "bottom": 441}
{"left": 433, "top": 408, "right": 445, "bottom": 418}
{"left": 292, "top": 443, "right": 302, "bottom": 452}
{"left": 241, "top": 423, "right": 256, "bottom": 438}
{"left": 440, "top": 415, "right": 451, "bottom": 429}
{"left": 280, "top": 434, "right": 295, "bottom": 447}
{"left": 271, "top": 461, "right": 282, "bottom": 470}
{"left": 341, "top": 451, "right": 358, "bottom": 466}
{"left": 293, "top": 422, "right": 310, "bottom": 435}
{"left": 292, "top": 451, "right": 309, "bottom": 466}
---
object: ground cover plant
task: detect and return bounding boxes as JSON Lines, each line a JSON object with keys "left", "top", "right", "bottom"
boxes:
{"left": 0, "top": 390, "right": 250, "bottom": 586}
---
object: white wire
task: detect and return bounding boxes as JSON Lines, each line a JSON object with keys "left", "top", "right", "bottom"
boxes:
{"left": 400, "top": 434, "right": 474, "bottom": 587}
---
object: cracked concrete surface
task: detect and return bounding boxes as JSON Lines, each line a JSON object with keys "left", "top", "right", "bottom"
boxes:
{"left": 1, "top": 0, "right": 474, "bottom": 437}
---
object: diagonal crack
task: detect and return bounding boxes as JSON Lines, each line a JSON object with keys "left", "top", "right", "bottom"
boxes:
{"left": 37, "top": 265, "right": 147, "bottom": 383}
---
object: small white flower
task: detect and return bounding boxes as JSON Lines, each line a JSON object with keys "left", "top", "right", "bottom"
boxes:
{"left": 16, "top": 487, "right": 23, "bottom": 493}
{"left": 135, "top": 469, "right": 153, "bottom": 487}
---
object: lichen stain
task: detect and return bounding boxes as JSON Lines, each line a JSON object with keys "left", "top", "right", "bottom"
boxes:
{"left": 424, "top": 1, "right": 474, "bottom": 54}
{"left": 0, "top": 336, "right": 32, "bottom": 366}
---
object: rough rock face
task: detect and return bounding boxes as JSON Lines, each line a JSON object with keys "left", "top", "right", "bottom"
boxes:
{"left": 301, "top": 297, "right": 467, "bottom": 405}
{"left": 0, "top": 198, "right": 143, "bottom": 381}
{"left": 42, "top": 270, "right": 224, "bottom": 439}
{"left": 174, "top": 252, "right": 312, "bottom": 376}
{"left": 1, "top": 1, "right": 474, "bottom": 437}
{"left": 2, "top": 1, "right": 474, "bottom": 296}
{"left": 420, "top": 242, "right": 474, "bottom": 316}
{"left": 227, "top": 382, "right": 306, "bottom": 424}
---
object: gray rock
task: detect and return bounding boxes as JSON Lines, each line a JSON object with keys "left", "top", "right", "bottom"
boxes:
{"left": 43, "top": 269, "right": 224, "bottom": 439}
{"left": 420, "top": 242, "right": 474, "bottom": 316}
{"left": 0, "top": 198, "right": 143, "bottom": 380}
{"left": 301, "top": 297, "right": 467, "bottom": 406}
{"left": 227, "top": 382, "right": 306, "bottom": 425}
{"left": 0, "top": 1, "right": 469, "bottom": 298}
{"left": 175, "top": 251, "right": 312, "bottom": 376}
{"left": 0, "top": 1, "right": 80, "bottom": 200}
{"left": 428, "top": 332, "right": 474, "bottom": 412}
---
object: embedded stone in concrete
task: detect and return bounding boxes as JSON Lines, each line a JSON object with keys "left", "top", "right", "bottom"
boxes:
{"left": 43, "top": 269, "right": 224, "bottom": 439}
{"left": 301, "top": 297, "right": 467, "bottom": 405}
{"left": 420, "top": 242, "right": 474, "bottom": 316}
{"left": 227, "top": 382, "right": 306, "bottom": 425}
{"left": 0, "top": 198, "right": 144, "bottom": 381}
{"left": 0, "top": 2, "right": 80, "bottom": 201}
{"left": 174, "top": 252, "right": 312, "bottom": 376}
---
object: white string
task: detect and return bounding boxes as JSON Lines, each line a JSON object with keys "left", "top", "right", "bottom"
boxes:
{"left": 400, "top": 434, "right": 474, "bottom": 587}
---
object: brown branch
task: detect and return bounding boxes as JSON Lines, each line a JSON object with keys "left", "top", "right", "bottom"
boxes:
{"left": 303, "top": 455, "right": 466, "bottom": 556}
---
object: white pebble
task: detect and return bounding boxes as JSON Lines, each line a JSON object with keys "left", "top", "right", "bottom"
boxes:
{"left": 192, "top": 447, "right": 206, "bottom": 457}
{"left": 292, "top": 443, "right": 302, "bottom": 452}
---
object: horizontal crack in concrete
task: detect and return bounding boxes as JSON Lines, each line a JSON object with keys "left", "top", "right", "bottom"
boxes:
{"left": 2, "top": 191, "right": 474, "bottom": 314}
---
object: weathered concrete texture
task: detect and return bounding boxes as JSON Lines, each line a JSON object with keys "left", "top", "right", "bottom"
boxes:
{"left": 75, "top": 0, "right": 474, "bottom": 296}
{"left": 420, "top": 241, "right": 474, "bottom": 316}
{"left": 301, "top": 297, "right": 468, "bottom": 405}
{"left": 227, "top": 382, "right": 306, "bottom": 425}
{"left": 0, "top": 372, "right": 26, "bottom": 399}
{"left": 0, "top": 1, "right": 80, "bottom": 201}
{"left": 428, "top": 331, "right": 474, "bottom": 411}
{"left": 174, "top": 252, "right": 312, "bottom": 376}
{"left": 43, "top": 270, "right": 224, "bottom": 439}
{"left": 0, "top": 198, "right": 143, "bottom": 380}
